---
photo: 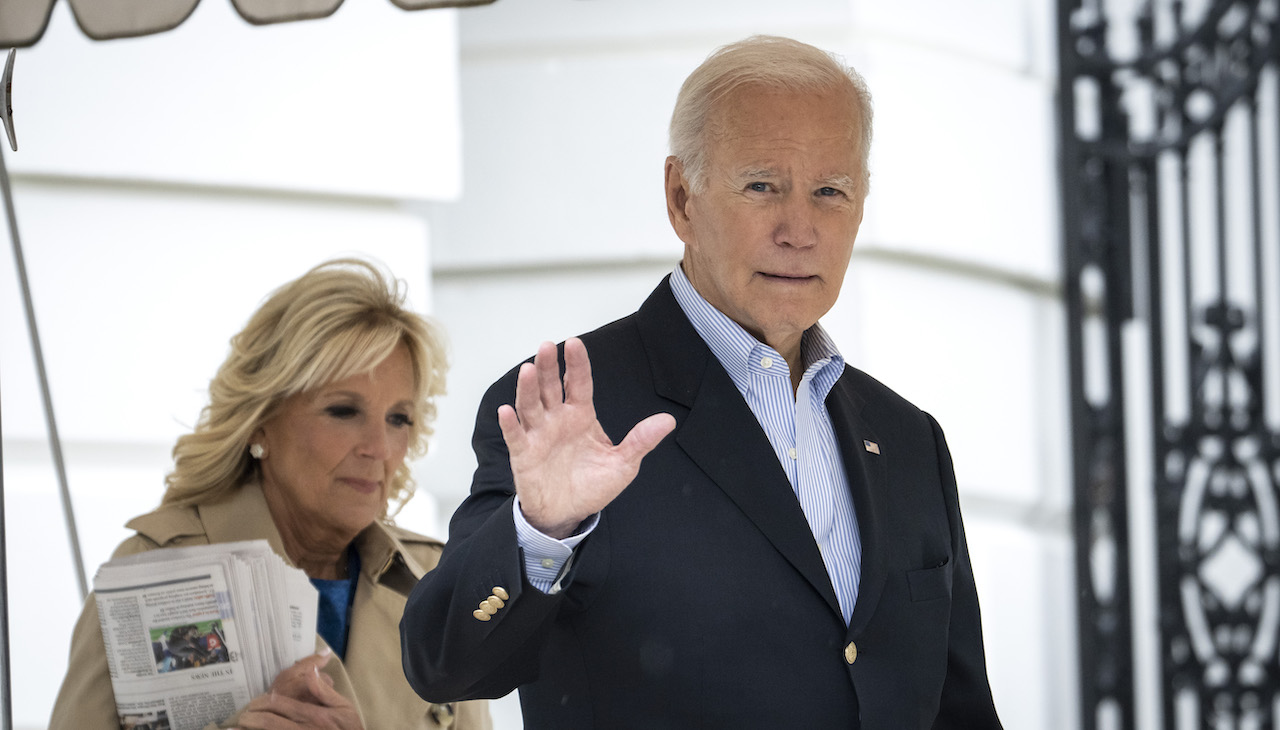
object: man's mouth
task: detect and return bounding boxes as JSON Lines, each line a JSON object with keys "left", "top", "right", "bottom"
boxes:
{"left": 759, "top": 272, "right": 816, "bottom": 281}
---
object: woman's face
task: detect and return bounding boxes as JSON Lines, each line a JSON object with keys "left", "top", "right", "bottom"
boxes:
{"left": 255, "top": 344, "right": 417, "bottom": 547}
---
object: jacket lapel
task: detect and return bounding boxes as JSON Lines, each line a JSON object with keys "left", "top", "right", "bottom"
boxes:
{"left": 635, "top": 278, "right": 842, "bottom": 619}
{"left": 826, "top": 375, "right": 888, "bottom": 637}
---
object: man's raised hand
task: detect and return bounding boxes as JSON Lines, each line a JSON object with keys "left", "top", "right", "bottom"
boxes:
{"left": 497, "top": 338, "right": 675, "bottom": 539}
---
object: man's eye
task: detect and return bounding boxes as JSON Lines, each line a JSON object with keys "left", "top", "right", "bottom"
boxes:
{"left": 326, "top": 405, "right": 359, "bottom": 419}
{"left": 747, "top": 182, "right": 771, "bottom": 192}
{"left": 817, "top": 187, "right": 843, "bottom": 197}
{"left": 389, "top": 413, "right": 415, "bottom": 428}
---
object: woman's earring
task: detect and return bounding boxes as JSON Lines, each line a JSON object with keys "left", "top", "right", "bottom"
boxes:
{"left": 249, "top": 443, "right": 266, "bottom": 459}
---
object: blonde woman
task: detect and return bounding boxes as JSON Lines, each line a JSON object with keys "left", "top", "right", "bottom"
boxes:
{"left": 50, "top": 258, "right": 490, "bottom": 730}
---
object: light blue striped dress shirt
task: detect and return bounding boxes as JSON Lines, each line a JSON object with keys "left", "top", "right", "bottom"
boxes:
{"left": 516, "top": 267, "right": 862, "bottom": 623}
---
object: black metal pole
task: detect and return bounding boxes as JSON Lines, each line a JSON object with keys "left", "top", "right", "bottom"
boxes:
{"left": 1058, "top": 2, "right": 1137, "bottom": 726}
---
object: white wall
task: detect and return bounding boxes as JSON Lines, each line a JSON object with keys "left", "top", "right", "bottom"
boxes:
{"left": 2, "top": 0, "right": 1076, "bottom": 728}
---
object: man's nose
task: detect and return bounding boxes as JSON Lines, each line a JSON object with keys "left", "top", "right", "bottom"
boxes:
{"left": 773, "top": 193, "right": 818, "bottom": 248}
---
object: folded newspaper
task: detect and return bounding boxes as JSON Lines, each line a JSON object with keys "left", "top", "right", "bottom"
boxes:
{"left": 93, "top": 540, "right": 318, "bottom": 730}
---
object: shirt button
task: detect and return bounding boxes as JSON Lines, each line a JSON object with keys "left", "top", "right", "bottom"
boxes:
{"left": 761, "top": 357, "right": 774, "bottom": 369}
{"left": 788, "top": 447, "right": 797, "bottom": 460}
{"left": 540, "top": 558, "right": 555, "bottom": 569}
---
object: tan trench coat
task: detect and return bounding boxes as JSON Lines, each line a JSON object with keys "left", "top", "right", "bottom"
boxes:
{"left": 48, "top": 483, "right": 491, "bottom": 730}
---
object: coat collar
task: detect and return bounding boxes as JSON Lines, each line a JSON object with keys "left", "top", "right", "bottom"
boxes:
{"left": 634, "top": 275, "right": 708, "bottom": 410}
{"left": 126, "top": 482, "right": 429, "bottom": 587}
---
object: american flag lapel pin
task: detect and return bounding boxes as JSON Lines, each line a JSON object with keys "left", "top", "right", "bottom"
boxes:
{"left": 863, "top": 439, "right": 880, "bottom": 455}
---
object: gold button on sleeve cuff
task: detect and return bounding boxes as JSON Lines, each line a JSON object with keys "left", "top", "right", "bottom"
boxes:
{"left": 493, "top": 586, "right": 509, "bottom": 600}
{"left": 472, "top": 609, "right": 491, "bottom": 622}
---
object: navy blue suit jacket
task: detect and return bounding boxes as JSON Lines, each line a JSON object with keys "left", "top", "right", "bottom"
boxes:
{"left": 402, "top": 277, "right": 1002, "bottom": 729}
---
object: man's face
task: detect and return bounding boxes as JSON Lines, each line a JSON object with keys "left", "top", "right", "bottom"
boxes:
{"left": 666, "top": 84, "right": 866, "bottom": 353}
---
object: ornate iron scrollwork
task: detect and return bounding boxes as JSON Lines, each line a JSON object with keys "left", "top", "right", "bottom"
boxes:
{"left": 1060, "top": 1, "right": 1280, "bottom": 728}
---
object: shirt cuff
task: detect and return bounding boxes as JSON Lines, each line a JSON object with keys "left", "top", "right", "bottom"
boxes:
{"left": 513, "top": 497, "right": 599, "bottom": 593}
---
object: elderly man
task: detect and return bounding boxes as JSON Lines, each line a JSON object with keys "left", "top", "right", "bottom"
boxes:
{"left": 402, "top": 35, "right": 1003, "bottom": 729}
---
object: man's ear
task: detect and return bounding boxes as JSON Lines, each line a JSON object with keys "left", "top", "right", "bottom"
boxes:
{"left": 665, "top": 156, "right": 695, "bottom": 245}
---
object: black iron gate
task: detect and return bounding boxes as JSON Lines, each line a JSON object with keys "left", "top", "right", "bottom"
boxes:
{"left": 1061, "top": 1, "right": 1280, "bottom": 728}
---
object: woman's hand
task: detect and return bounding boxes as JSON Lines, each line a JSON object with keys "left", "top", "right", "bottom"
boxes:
{"left": 233, "top": 650, "right": 363, "bottom": 730}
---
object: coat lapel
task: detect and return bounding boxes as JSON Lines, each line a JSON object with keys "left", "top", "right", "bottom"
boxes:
{"left": 826, "top": 375, "right": 888, "bottom": 637}
{"left": 196, "top": 483, "right": 291, "bottom": 559}
{"left": 635, "top": 279, "right": 842, "bottom": 619}
{"left": 343, "top": 527, "right": 427, "bottom": 728}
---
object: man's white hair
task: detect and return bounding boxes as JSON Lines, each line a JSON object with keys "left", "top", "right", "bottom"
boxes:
{"left": 668, "top": 35, "right": 874, "bottom": 195}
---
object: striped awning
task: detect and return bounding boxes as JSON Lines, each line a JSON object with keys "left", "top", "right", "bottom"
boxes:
{"left": 0, "top": 0, "right": 495, "bottom": 47}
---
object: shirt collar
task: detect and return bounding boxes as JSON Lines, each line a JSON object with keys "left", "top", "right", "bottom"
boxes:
{"left": 669, "top": 265, "right": 845, "bottom": 396}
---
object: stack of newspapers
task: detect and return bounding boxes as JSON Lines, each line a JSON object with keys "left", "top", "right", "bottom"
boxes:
{"left": 93, "top": 539, "right": 317, "bottom": 730}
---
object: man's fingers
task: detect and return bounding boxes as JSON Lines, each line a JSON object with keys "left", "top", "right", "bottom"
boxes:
{"left": 534, "top": 341, "right": 564, "bottom": 410}
{"left": 562, "top": 337, "right": 595, "bottom": 405}
{"left": 616, "top": 413, "right": 676, "bottom": 464}
{"left": 496, "top": 404, "right": 528, "bottom": 453}
{"left": 511, "top": 361, "right": 545, "bottom": 428}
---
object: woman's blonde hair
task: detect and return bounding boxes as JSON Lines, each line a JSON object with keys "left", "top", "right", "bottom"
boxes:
{"left": 162, "top": 258, "right": 447, "bottom": 518}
